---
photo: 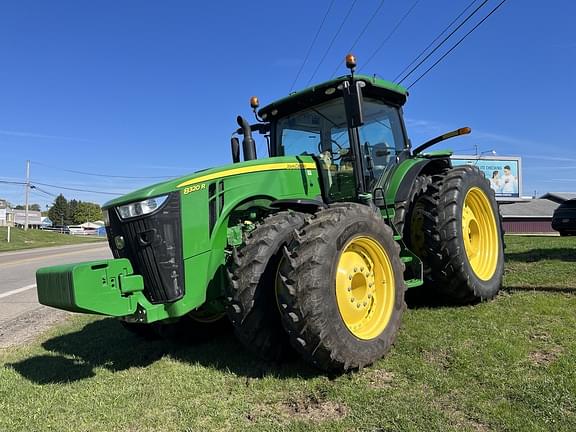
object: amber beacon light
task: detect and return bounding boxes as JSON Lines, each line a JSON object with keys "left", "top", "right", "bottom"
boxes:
{"left": 345, "top": 53, "right": 357, "bottom": 71}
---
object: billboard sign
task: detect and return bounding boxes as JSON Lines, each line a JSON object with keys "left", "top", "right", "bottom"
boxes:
{"left": 451, "top": 155, "right": 522, "bottom": 200}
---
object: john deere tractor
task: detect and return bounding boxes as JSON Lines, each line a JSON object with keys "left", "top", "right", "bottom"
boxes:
{"left": 36, "top": 55, "right": 504, "bottom": 372}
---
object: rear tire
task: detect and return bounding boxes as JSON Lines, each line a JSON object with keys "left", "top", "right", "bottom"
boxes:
{"left": 278, "top": 204, "right": 405, "bottom": 372}
{"left": 394, "top": 175, "right": 433, "bottom": 262}
{"left": 226, "top": 211, "right": 306, "bottom": 361}
{"left": 416, "top": 166, "right": 504, "bottom": 303}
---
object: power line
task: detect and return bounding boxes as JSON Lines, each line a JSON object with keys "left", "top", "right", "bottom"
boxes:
{"left": 396, "top": 0, "right": 489, "bottom": 84}
{"left": 31, "top": 160, "right": 174, "bottom": 179}
{"left": 329, "top": 0, "right": 386, "bottom": 78}
{"left": 393, "top": 0, "right": 479, "bottom": 83}
{"left": 361, "top": 0, "right": 421, "bottom": 71}
{"left": 289, "top": 0, "right": 336, "bottom": 92}
{"left": 305, "top": 0, "right": 359, "bottom": 87}
{"left": 407, "top": 0, "right": 509, "bottom": 89}
{"left": 31, "top": 190, "right": 54, "bottom": 201}
{"left": 0, "top": 180, "right": 25, "bottom": 185}
{"left": 32, "top": 186, "right": 58, "bottom": 197}
{"left": 31, "top": 181, "right": 126, "bottom": 196}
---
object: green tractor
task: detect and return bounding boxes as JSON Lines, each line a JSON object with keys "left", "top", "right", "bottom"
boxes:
{"left": 36, "top": 55, "right": 504, "bottom": 372}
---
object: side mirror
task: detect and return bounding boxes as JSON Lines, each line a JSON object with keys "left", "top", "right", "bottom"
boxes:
{"left": 342, "top": 80, "right": 364, "bottom": 129}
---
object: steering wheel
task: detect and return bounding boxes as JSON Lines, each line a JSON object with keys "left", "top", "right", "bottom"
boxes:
{"left": 317, "top": 139, "right": 344, "bottom": 161}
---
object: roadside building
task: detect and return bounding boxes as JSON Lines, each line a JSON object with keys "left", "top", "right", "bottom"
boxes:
{"left": 11, "top": 209, "right": 42, "bottom": 229}
{"left": 0, "top": 199, "right": 7, "bottom": 226}
{"left": 499, "top": 192, "right": 576, "bottom": 234}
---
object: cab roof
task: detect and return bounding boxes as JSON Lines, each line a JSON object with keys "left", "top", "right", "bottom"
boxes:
{"left": 258, "top": 74, "right": 408, "bottom": 121}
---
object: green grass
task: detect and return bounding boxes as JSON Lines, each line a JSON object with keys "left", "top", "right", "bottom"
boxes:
{"left": 1, "top": 236, "right": 575, "bottom": 431}
{"left": 0, "top": 227, "right": 105, "bottom": 252}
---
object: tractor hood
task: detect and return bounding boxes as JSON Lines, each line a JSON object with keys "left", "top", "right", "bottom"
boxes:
{"left": 102, "top": 156, "right": 313, "bottom": 209}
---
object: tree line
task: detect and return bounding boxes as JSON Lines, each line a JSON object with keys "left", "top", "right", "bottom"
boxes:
{"left": 14, "top": 204, "right": 42, "bottom": 211}
{"left": 47, "top": 194, "right": 103, "bottom": 225}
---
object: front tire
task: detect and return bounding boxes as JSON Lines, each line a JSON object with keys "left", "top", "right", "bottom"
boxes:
{"left": 278, "top": 204, "right": 405, "bottom": 372}
{"left": 417, "top": 166, "right": 504, "bottom": 303}
{"left": 226, "top": 211, "right": 306, "bottom": 361}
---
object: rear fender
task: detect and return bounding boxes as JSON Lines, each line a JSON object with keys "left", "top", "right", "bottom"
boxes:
{"left": 385, "top": 157, "right": 451, "bottom": 204}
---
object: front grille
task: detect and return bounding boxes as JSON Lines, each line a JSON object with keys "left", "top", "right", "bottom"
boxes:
{"left": 106, "top": 192, "right": 184, "bottom": 304}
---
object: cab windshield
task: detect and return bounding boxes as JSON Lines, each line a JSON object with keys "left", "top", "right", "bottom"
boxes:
{"left": 276, "top": 97, "right": 406, "bottom": 200}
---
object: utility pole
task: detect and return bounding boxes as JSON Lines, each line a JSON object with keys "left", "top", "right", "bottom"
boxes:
{"left": 24, "top": 160, "right": 30, "bottom": 231}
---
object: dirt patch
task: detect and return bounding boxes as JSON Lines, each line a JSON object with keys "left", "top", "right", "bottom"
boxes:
{"left": 528, "top": 329, "right": 563, "bottom": 366}
{"left": 245, "top": 404, "right": 270, "bottom": 423}
{"left": 423, "top": 348, "right": 453, "bottom": 370}
{"left": 434, "top": 396, "right": 491, "bottom": 432}
{"left": 0, "top": 306, "right": 71, "bottom": 348}
{"left": 529, "top": 330, "right": 552, "bottom": 342}
{"left": 277, "top": 394, "right": 348, "bottom": 423}
{"left": 364, "top": 369, "right": 395, "bottom": 388}
{"left": 442, "top": 404, "right": 490, "bottom": 431}
{"left": 529, "top": 346, "right": 563, "bottom": 366}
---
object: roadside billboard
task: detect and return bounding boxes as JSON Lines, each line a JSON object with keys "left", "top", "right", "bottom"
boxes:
{"left": 451, "top": 155, "right": 522, "bottom": 200}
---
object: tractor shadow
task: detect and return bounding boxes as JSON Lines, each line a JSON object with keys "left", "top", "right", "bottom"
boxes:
{"left": 503, "top": 286, "right": 576, "bottom": 294}
{"left": 8, "top": 318, "right": 320, "bottom": 385}
{"left": 505, "top": 248, "right": 576, "bottom": 263}
{"left": 403, "top": 286, "right": 462, "bottom": 309}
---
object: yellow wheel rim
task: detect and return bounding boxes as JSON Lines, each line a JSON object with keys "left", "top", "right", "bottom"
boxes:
{"left": 335, "top": 236, "right": 395, "bottom": 340}
{"left": 409, "top": 201, "right": 426, "bottom": 256}
{"left": 462, "top": 187, "right": 499, "bottom": 281}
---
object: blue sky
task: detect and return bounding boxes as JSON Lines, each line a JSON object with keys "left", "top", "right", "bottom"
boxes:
{"left": 1, "top": 0, "right": 574, "bottom": 208}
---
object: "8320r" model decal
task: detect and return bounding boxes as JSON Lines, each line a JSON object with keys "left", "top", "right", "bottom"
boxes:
{"left": 183, "top": 183, "right": 206, "bottom": 195}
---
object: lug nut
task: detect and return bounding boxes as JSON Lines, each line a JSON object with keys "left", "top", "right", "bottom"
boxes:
{"left": 354, "top": 267, "right": 358, "bottom": 272}
{"left": 349, "top": 275, "right": 353, "bottom": 280}
{"left": 347, "top": 286, "right": 352, "bottom": 292}
{"left": 356, "top": 303, "right": 361, "bottom": 308}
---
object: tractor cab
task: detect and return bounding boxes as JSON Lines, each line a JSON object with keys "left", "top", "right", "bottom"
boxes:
{"left": 257, "top": 60, "right": 410, "bottom": 203}
{"left": 267, "top": 89, "right": 408, "bottom": 202}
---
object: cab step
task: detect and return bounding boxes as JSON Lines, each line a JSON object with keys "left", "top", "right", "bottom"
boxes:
{"left": 404, "top": 278, "right": 423, "bottom": 289}
{"left": 401, "top": 256, "right": 413, "bottom": 263}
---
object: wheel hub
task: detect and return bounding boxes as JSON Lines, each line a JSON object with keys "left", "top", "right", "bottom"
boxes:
{"left": 461, "top": 187, "right": 499, "bottom": 281}
{"left": 409, "top": 201, "right": 426, "bottom": 256}
{"left": 335, "top": 237, "right": 395, "bottom": 340}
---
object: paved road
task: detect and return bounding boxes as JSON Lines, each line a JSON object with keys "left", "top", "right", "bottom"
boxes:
{"left": 0, "top": 242, "right": 112, "bottom": 347}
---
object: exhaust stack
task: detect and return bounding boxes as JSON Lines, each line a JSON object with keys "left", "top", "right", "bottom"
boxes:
{"left": 237, "top": 116, "right": 257, "bottom": 161}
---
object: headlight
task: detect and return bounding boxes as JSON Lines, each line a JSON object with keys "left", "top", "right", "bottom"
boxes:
{"left": 116, "top": 195, "right": 168, "bottom": 220}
